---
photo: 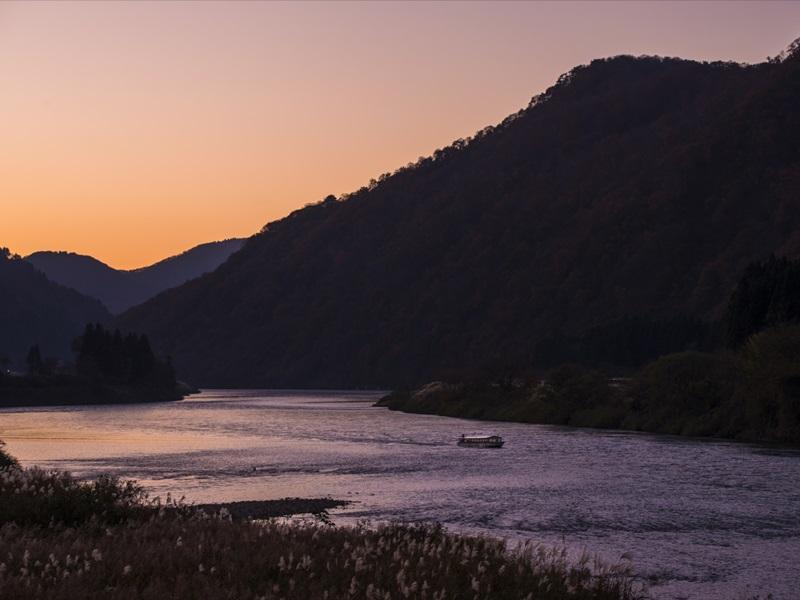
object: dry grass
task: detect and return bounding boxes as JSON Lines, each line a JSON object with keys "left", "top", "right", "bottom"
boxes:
{"left": 0, "top": 449, "right": 645, "bottom": 600}
{"left": 0, "top": 518, "right": 643, "bottom": 600}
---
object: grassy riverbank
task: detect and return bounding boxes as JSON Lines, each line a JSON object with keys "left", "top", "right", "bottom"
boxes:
{"left": 0, "top": 443, "right": 642, "bottom": 600}
{"left": 378, "top": 325, "right": 800, "bottom": 445}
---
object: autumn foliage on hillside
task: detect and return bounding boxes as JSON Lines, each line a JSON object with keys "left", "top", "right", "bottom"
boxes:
{"left": 122, "top": 44, "right": 800, "bottom": 388}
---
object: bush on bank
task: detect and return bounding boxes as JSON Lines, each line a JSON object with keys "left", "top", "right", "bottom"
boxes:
{"left": 0, "top": 440, "right": 18, "bottom": 470}
{"left": 379, "top": 325, "right": 800, "bottom": 445}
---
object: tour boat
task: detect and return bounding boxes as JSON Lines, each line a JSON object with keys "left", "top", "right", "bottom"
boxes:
{"left": 457, "top": 434, "right": 504, "bottom": 448}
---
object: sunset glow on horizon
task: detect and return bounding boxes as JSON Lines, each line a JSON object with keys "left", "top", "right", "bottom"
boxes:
{"left": 2, "top": 0, "right": 799, "bottom": 269}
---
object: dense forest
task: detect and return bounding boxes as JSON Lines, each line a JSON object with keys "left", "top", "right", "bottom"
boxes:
{"left": 0, "top": 248, "right": 110, "bottom": 366}
{"left": 120, "top": 42, "right": 800, "bottom": 388}
{"left": 379, "top": 256, "right": 800, "bottom": 444}
{"left": 72, "top": 323, "right": 176, "bottom": 389}
{"left": 725, "top": 255, "right": 800, "bottom": 346}
{"left": 27, "top": 238, "right": 245, "bottom": 313}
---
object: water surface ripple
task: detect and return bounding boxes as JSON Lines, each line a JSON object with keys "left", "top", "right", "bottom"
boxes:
{"left": 2, "top": 390, "right": 799, "bottom": 599}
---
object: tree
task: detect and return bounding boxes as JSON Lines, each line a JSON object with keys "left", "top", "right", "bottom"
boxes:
{"left": 725, "top": 256, "right": 800, "bottom": 347}
{"left": 72, "top": 323, "right": 174, "bottom": 388}
{"left": 26, "top": 345, "right": 44, "bottom": 375}
{"left": 0, "top": 355, "right": 9, "bottom": 383}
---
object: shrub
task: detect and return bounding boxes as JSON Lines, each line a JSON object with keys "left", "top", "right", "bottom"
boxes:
{"left": 0, "top": 440, "right": 19, "bottom": 470}
{"left": 0, "top": 467, "right": 151, "bottom": 527}
{"left": 629, "top": 351, "right": 738, "bottom": 435}
{"left": 734, "top": 325, "right": 800, "bottom": 442}
{"left": 529, "top": 365, "right": 622, "bottom": 426}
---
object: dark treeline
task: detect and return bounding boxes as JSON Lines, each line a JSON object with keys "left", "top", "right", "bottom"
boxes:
{"left": 725, "top": 255, "right": 800, "bottom": 347}
{"left": 0, "top": 324, "right": 183, "bottom": 406}
{"left": 533, "top": 315, "right": 719, "bottom": 371}
{"left": 379, "top": 257, "right": 800, "bottom": 444}
{"left": 73, "top": 323, "right": 175, "bottom": 387}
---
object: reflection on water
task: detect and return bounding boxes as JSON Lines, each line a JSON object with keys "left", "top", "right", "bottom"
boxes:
{"left": 2, "top": 390, "right": 799, "bottom": 600}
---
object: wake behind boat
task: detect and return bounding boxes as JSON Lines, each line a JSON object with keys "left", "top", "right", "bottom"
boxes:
{"left": 457, "top": 434, "right": 504, "bottom": 448}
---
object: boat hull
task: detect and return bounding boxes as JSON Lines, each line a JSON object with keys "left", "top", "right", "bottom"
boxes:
{"left": 457, "top": 440, "right": 504, "bottom": 448}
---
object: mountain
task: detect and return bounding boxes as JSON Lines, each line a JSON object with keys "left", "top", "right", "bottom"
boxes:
{"left": 120, "top": 43, "right": 800, "bottom": 388}
{"left": 0, "top": 249, "right": 110, "bottom": 364}
{"left": 27, "top": 238, "right": 246, "bottom": 313}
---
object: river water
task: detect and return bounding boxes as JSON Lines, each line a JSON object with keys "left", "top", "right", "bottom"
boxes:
{"left": 1, "top": 390, "right": 798, "bottom": 599}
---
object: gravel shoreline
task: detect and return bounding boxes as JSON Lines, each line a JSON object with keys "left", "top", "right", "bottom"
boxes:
{"left": 195, "top": 497, "right": 348, "bottom": 519}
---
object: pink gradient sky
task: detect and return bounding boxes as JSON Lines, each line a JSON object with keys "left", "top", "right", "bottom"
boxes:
{"left": 1, "top": 1, "right": 799, "bottom": 268}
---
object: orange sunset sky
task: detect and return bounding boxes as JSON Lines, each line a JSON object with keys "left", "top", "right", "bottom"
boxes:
{"left": 2, "top": 1, "right": 800, "bottom": 269}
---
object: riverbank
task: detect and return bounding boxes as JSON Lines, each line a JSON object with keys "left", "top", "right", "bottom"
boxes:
{"left": 0, "top": 443, "right": 642, "bottom": 600}
{"left": 375, "top": 373, "right": 799, "bottom": 446}
{"left": 378, "top": 326, "right": 800, "bottom": 445}
{"left": 0, "top": 374, "right": 195, "bottom": 408}
{"left": 196, "top": 498, "right": 347, "bottom": 520}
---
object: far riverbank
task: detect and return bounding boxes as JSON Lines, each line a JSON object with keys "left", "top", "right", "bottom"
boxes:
{"left": 377, "top": 325, "right": 800, "bottom": 446}
{"left": 0, "top": 375, "right": 196, "bottom": 408}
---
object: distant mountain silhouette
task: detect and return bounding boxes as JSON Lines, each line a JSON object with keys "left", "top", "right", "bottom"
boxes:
{"left": 0, "top": 249, "right": 110, "bottom": 364}
{"left": 27, "top": 238, "right": 246, "bottom": 313}
{"left": 120, "top": 41, "right": 800, "bottom": 388}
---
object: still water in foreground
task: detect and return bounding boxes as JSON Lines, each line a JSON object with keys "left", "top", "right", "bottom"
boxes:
{"left": 2, "top": 390, "right": 799, "bottom": 599}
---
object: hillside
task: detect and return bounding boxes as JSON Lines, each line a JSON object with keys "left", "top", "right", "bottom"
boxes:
{"left": 27, "top": 238, "right": 245, "bottom": 313}
{"left": 121, "top": 44, "right": 800, "bottom": 388}
{"left": 0, "top": 249, "right": 110, "bottom": 364}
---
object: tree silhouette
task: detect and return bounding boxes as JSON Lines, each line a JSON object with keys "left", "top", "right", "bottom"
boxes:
{"left": 73, "top": 323, "right": 174, "bottom": 387}
{"left": 725, "top": 256, "right": 800, "bottom": 347}
{"left": 25, "top": 345, "right": 43, "bottom": 375}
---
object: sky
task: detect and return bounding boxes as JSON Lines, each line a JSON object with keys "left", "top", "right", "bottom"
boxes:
{"left": 1, "top": 1, "right": 799, "bottom": 269}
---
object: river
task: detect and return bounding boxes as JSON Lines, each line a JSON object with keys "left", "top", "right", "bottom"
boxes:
{"left": 1, "top": 390, "right": 798, "bottom": 599}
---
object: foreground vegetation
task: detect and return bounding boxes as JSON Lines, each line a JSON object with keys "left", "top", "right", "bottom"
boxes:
{"left": 0, "top": 444, "right": 642, "bottom": 599}
{"left": 379, "top": 324, "right": 800, "bottom": 445}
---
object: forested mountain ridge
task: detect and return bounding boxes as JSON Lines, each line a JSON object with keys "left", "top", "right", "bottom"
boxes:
{"left": 120, "top": 44, "right": 800, "bottom": 388}
{"left": 0, "top": 249, "right": 110, "bottom": 364}
{"left": 27, "top": 238, "right": 246, "bottom": 313}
